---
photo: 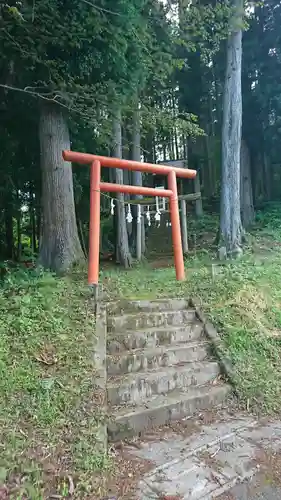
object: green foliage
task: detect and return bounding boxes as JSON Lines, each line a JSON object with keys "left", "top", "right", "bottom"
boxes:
{"left": 243, "top": 1, "right": 281, "bottom": 169}
{"left": 256, "top": 203, "right": 281, "bottom": 231}
{"left": 0, "top": 0, "right": 174, "bottom": 122}
{"left": 179, "top": 1, "right": 231, "bottom": 64}
{"left": 141, "top": 104, "right": 205, "bottom": 141}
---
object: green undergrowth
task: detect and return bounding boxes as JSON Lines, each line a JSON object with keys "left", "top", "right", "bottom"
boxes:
{"left": 104, "top": 208, "right": 281, "bottom": 415}
{"left": 0, "top": 268, "right": 109, "bottom": 499}
{"left": 2, "top": 205, "right": 281, "bottom": 497}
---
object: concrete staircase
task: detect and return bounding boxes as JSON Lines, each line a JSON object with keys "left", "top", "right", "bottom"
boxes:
{"left": 106, "top": 299, "right": 230, "bottom": 441}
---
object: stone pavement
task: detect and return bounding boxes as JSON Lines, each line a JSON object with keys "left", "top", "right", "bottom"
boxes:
{"left": 124, "top": 413, "right": 281, "bottom": 499}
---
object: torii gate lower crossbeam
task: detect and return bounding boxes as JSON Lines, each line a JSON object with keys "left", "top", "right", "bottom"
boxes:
{"left": 62, "top": 150, "right": 197, "bottom": 287}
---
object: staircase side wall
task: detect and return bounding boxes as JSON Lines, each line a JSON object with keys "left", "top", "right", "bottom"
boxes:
{"left": 94, "top": 302, "right": 108, "bottom": 451}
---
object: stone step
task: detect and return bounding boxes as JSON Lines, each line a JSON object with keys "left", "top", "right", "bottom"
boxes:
{"left": 108, "top": 384, "right": 231, "bottom": 441}
{"left": 107, "top": 341, "right": 209, "bottom": 376}
{"left": 107, "top": 322, "right": 204, "bottom": 354}
{"left": 107, "top": 361, "right": 220, "bottom": 405}
{"left": 107, "top": 309, "right": 196, "bottom": 334}
{"left": 107, "top": 299, "right": 190, "bottom": 316}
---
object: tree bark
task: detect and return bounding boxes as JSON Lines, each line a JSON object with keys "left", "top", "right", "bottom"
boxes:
{"left": 194, "top": 172, "right": 203, "bottom": 217}
{"left": 31, "top": 207, "right": 37, "bottom": 255}
{"left": 131, "top": 104, "right": 145, "bottom": 260}
{"left": 180, "top": 199, "right": 189, "bottom": 254}
{"left": 263, "top": 152, "right": 271, "bottom": 201}
{"left": 38, "top": 103, "right": 85, "bottom": 273}
{"left": 30, "top": 188, "right": 37, "bottom": 255}
{"left": 204, "top": 133, "right": 215, "bottom": 197}
{"left": 77, "top": 218, "right": 88, "bottom": 257}
{"left": 112, "top": 109, "right": 132, "bottom": 268}
{"left": 240, "top": 139, "right": 254, "bottom": 228}
{"left": 16, "top": 189, "right": 21, "bottom": 261}
{"left": 16, "top": 213, "right": 21, "bottom": 261}
{"left": 36, "top": 210, "right": 41, "bottom": 245}
{"left": 4, "top": 206, "right": 14, "bottom": 260}
{"left": 219, "top": 0, "right": 244, "bottom": 258}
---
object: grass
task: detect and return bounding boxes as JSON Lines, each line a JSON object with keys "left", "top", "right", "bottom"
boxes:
{"left": 2, "top": 205, "right": 281, "bottom": 498}
{"left": 103, "top": 205, "right": 281, "bottom": 415}
{"left": 0, "top": 268, "right": 109, "bottom": 499}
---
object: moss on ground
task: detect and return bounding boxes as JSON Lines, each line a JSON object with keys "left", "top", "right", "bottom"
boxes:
{"left": 0, "top": 269, "right": 109, "bottom": 499}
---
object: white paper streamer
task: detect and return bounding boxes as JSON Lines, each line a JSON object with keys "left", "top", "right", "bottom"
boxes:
{"left": 155, "top": 210, "right": 161, "bottom": 227}
{"left": 126, "top": 204, "right": 133, "bottom": 223}
{"left": 146, "top": 206, "right": 151, "bottom": 226}
{"left": 110, "top": 199, "right": 115, "bottom": 215}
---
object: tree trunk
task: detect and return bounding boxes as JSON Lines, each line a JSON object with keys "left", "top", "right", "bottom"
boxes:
{"left": 131, "top": 104, "right": 145, "bottom": 260}
{"left": 112, "top": 109, "right": 132, "bottom": 268}
{"left": 194, "top": 172, "right": 203, "bottom": 217}
{"left": 38, "top": 103, "right": 85, "bottom": 273}
{"left": 143, "top": 129, "right": 155, "bottom": 163}
{"left": 16, "top": 213, "right": 21, "bottom": 261}
{"left": 77, "top": 218, "right": 88, "bottom": 257}
{"left": 263, "top": 152, "right": 271, "bottom": 201}
{"left": 31, "top": 207, "right": 37, "bottom": 255}
{"left": 30, "top": 188, "right": 37, "bottom": 255}
{"left": 37, "top": 210, "right": 41, "bottom": 245}
{"left": 180, "top": 199, "right": 189, "bottom": 254}
{"left": 4, "top": 207, "right": 14, "bottom": 260}
{"left": 240, "top": 139, "right": 254, "bottom": 229}
{"left": 204, "top": 133, "right": 214, "bottom": 197}
{"left": 219, "top": 0, "right": 244, "bottom": 259}
{"left": 16, "top": 189, "right": 21, "bottom": 261}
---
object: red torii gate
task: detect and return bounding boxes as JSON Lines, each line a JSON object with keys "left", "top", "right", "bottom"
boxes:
{"left": 62, "top": 150, "right": 197, "bottom": 286}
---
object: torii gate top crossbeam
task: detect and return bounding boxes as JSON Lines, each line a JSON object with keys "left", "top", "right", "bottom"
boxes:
{"left": 62, "top": 150, "right": 197, "bottom": 179}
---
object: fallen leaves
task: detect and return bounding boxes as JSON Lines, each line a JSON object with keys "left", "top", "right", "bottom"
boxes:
{"left": 34, "top": 344, "right": 58, "bottom": 366}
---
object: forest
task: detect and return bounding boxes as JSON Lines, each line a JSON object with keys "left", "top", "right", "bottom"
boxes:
{"left": 1, "top": 0, "right": 279, "bottom": 273}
